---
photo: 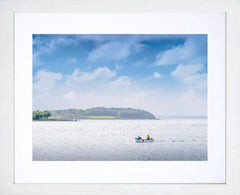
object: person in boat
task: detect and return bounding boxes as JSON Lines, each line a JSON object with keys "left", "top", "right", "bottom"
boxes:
{"left": 147, "top": 134, "right": 150, "bottom": 140}
{"left": 137, "top": 136, "right": 142, "bottom": 140}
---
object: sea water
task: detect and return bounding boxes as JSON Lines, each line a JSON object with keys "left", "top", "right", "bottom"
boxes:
{"left": 32, "top": 119, "right": 207, "bottom": 161}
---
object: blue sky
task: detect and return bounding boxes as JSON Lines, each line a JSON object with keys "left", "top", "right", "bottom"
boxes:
{"left": 33, "top": 34, "right": 207, "bottom": 116}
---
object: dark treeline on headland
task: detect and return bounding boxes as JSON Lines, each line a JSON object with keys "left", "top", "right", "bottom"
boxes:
{"left": 33, "top": 107, "right": 156, "bottom": 120}
{"left": 32, "top": 110, "right": 51, "bottom": 120}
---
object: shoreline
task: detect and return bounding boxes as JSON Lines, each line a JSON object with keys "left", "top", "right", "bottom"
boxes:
{"left": 33, "top": 118, "right": 158, "bottom": 121}
{"left": 32, "top": 118, "right": 207, "bottom": 122}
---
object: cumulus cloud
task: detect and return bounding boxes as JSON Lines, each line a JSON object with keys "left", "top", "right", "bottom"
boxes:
{"left": 68, "top": 67, "right": 116, "bottom": 83}
{"left": 153, "top": 72, "right": 164, "bottom": 78}
{"left": 145, "top": 72, "right": 164, "bottom": 80}
{"left": 32, "top": 69, "right": 206, "bottom": 116}
{"left": 87, "top": 41, "right": 146, "bottom": 62}
{"left": 171, "top": 64, "right": 203, "bottom": 78}
{"left": 171, "top": 64, "right": 207, "bottom": 89}
{"left": 155, "top": 37, "right": 207, "bottom": 66}
{"left": 111, "top": 76, "right": 132, "bottom": 87}
{"left": 79, "top": 67, "right": 116, "bottom": 81}
{"left": 33, "top": 70, "right": 63, "bottom": 94}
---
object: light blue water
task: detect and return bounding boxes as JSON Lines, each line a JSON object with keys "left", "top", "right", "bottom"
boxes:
{"left": 33, "top": 119, "right": 207, "bottom": 161}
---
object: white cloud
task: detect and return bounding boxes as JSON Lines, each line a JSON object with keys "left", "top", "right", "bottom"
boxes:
{"left": 33, "top": 70, "right": 63, "bottom": 94}
{"left": 170, "top": 64, "right": 203, "bottom": 78}
{"left": 33, "top": 36, "right": 76, "bottom": 56}
{"left": 145, "top": 72, "right": 164, "bottom": 80}
{"left": 87, "top": 41, "right": 146, "bottom": 62}
{"left": 153, "top": 72, "right": 164, "bottom": 78}
{"left": 68, "top": 67, "right": 116, "bottom": 83}
{"left": 79, "top": 67, "right": 116, "bottom": 81}
{"left": 33, "top": 36, "right": 77, "bottom": 66}
{"left": 111, "top": 76, "right": 132, "bottom": 87}
{"left": 72, "top": 69, "right": 80, "bottom": 77}
{"left": 171, "top": 64, "right": 207, "bottom": 89}
{"left": 32, "top": 69, "right": 207, "bottom": 116}
{"left": 155, "top": 37, "right": 207, "bottom": 66}
{"left": 156, "top": 46, "right": 183, "bottom": 66}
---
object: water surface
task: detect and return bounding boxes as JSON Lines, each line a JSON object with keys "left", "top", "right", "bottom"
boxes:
{"left": 33, "top": 119, "right": 207, "bottom": 161}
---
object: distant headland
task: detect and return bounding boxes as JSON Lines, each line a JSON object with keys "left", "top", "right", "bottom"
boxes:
{"left": 33, "top": 107, "right": 156, "bottom": 121}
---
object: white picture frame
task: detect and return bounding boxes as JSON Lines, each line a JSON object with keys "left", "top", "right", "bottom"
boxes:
{"left": 1, "top": 0, "right": 240, "bottom": 194}
{"left": 14, "top": 13, "right": 225, "bottom": 183}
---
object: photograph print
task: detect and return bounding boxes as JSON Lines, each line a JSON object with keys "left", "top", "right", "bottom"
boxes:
{"left": 32, "top": 34, "right": 207, "bottom": 161}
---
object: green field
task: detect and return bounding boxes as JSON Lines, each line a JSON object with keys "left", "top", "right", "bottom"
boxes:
{"left": 87, "top": 116, "right": 116, "bottom": 119}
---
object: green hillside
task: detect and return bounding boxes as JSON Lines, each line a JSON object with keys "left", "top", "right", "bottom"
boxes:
{"left": 47, "top": 107, "right": 156, "bottom": 120}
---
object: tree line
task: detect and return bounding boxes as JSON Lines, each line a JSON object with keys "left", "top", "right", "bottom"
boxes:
{"left": 33, "top": 110, "right": 51, "bottom": 120}
{"left": 50, "top": 107, "right": 156, "bottom": 120}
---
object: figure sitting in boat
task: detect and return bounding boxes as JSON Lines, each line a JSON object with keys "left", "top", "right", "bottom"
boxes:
{"left": 147, "top": 134, "right": 151, "bottom": 140}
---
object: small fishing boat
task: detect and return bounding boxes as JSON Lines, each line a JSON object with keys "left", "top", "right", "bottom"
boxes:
{"left": 135, "top": 138, "right": 154, "bottom": 143}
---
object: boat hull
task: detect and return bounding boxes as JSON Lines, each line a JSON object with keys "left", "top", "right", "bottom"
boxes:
{"left": 135, "top": 138, "right": 154, "bottom": 143}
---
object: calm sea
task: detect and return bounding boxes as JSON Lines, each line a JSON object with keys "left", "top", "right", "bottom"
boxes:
{"left": 33, "top": 119, "right": 207, "bottom": 161}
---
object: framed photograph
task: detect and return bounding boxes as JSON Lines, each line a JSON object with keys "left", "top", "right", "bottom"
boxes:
{"left": 15, "top": 13, "right": 225, "bottom": 183}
